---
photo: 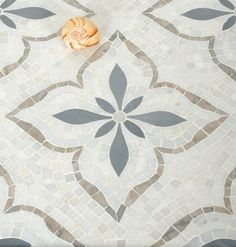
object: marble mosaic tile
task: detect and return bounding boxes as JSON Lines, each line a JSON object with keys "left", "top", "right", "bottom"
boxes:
{"left": 0, "top": 0, "right": 236, "bottom": 246}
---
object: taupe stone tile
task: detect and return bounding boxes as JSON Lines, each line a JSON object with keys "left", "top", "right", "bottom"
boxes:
{"left": 203, "top": 119, "right": 223, "bottom": 135}
{"left": 203, "top": 207, "right": 214, "bottom": 213}
{"left": 125, "top": 190, "right": 140, "bottom": 207}
{"left": 117, "top": 204, "right": 126, "bottom": 222}
{"left": 3, "top": 199, "right": 14, "bottom": 212}
{"left": 192, "top": 130, "right": 208, "bottom": 144}
{"left": 74, "top": 172, "right": 83, "bottom": 181}
{"left": 214, "top": 206, "right": 230, "bottom": 214}
{"left": 151, "top": 239, "right": 165, "bottom": 247}
{"left": 162, "top": 226, "right": 179, "bottom": 242}
{"left": 28, "top": 127, "right": 46, "bottom": 143}
{"left": 44, "top": 215, "right": 61, "bottom": 233}
{"left": 105, "top": 206, "right": 117, "bottom": 221}
{"left": 5, "top": 205, "right": 21, "bottom": 213}
{"left": 185, "top": 92, "right": 201, "bottom": 104}
{"left": 173, "top": 215, "right": 193, "bottom": 232}
{"left": 92, "top": 191, "right": 109, "bottom": 208}
{"left": 224, "top": 198, "right": 233, "bottom": 213}
{"left": 191, "top": 208, "right": 203, "bottom": 218}
{"left": 79, "top": 179, "right": 99, "bottom": 196}
{"left": 55, "top": 226, "right": 75, "bottom": 243}
{"left": 34, "top": 208, "right": 47, "bottom": 218}
{"left": 73, "top": 239, "right": 85, "bottom": 247}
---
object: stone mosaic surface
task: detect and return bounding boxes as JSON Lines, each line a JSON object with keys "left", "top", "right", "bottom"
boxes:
{"left": 0, "top": 0, "right": 236, "bottom": 246}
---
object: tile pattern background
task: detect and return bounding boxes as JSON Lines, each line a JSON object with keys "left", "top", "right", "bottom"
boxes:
{"left": 0, "top": 0, "right": 236, "bottom": 246}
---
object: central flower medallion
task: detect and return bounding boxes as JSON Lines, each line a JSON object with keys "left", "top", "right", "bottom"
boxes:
{"left": 53, "top": 64, "right": 186, "bottom": 176}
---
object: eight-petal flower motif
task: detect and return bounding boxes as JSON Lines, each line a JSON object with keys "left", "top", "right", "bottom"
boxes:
{"left": 182, "top": 0, "right": 236, "bottom": 31}
{"left": 0, "top": 0, "right": 55, "bottom": 29}
{"left": 53, "top": 64, "right": 186, "bottom": 176}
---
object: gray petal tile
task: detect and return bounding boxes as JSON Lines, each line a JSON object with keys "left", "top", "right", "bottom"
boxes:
{"left": 124, "top": 120, "right": 145, "bottom": 138}
{"left": 123, "top": 96, "right": 143, "bottom": 113}
{"left": 223, "top": 15, "right": 236, "bottom": 30}
{"left": 110, "top": 125, "right": 129, "bottom": 176}
{"left": 0, "top": 238, "right": 31, "bottom": 247}
{"left": 129, "top": 111, "right": 186, "bottom": 127}
{"left": 109, "top": 64, "right": 127, "bottom": 110}
{"left": 5, "top": 7, "right": 55, "bottom": 19}
{"left": 182, "top": 8, "right": 232, "bottom": 20}
{"left": 95, "top": 120, "right": 116, "bottom": 138}
{"left": 219, "top": 0, "right": 235, "bottom": 10}
{"left": 53, "top": 109, "right": 111, "bottom": 125}
{"left": 0, "top": 15, "right": 16, "bottom": 29}
{"left": 95, "top": 97, "right": 116, "bottom": 113}
{"left": 0, "top": 0, "right": 16, "bottom": 9}
{"left": 203, "top": 239, "right": 236, "bottom": 247}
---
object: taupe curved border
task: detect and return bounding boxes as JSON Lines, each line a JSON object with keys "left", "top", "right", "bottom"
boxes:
{"left": 143, "top": 0, "right": 213, "bottom": 41}
{"left": 0, "top": 33, "right": 60, "bottom": 80}
{"left": 153, "top": 82, "right": 229, "bottom": 153}
{"left": 5, "top": 205, "right": 84, "bottom": 247}
{"left": 143, "top": 0, "right": 236, "bottom": 81}
{"left": 0, "top": 0, "right": 96, "bottom": 79}
{"left": 209, "top": 38, "right": 236, "bottom": 81}
{"left": 4, "top": 78, "right": 164, "bottom": 222}
{"left": 151, "top": 167, "right": 236, "bottom": 247}
{"left": 72, "top": 147, "right": 164, "bottom": 222}
{"left": 0, "top": 39, "right": 30, "bottom": 79}
{"left": 77, "top": 30, "right": 158, "bottom": 88}
{"left": 62, "top": 0, "right": 95, "bottom": 17}
{"left": 0, "top": 164, "right": 84, "bottom": 246}
{"left": 0, "top": 165, "right": 15, "bottom": 212}
{"left": 6, "top": 81, "right": 81, "bottom": 153}
{"left": 5, "top": 31, "right": 229, "bottom": 223}
{"left": 71, "top": 81, "right": 229, "bottom": 222}
{"left": 22, "top": 30, "right": 61, "bottom": 42}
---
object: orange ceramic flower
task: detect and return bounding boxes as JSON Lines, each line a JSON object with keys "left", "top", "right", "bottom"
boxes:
{"left": 61, "top": 17, "right": 100, "bottom": 50}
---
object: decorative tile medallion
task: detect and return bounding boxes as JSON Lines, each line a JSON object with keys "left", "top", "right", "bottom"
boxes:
{"left": 0, "top": 0, "right": 236, "bottom": 246}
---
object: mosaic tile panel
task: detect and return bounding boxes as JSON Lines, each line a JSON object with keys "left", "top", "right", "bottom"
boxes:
{"left": 0, "top": 0, "right": 236, "bottom": 246}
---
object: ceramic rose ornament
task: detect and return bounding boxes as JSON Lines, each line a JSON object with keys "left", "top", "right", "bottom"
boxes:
{"left": 61, "top": 17, "right": 100, "bottom": 50}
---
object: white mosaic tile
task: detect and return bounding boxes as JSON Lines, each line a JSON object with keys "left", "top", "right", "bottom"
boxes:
{"left": 0, "top": 0, "right": 236, "bottom": 246}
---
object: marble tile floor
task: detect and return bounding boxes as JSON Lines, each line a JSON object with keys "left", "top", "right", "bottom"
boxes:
{"left": 0, "top": 0, "right": 236, "bottom": 246}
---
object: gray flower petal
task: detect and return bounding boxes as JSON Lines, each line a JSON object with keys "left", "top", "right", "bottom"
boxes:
{"left": 95, "top": 120, "right": 116, "bottom": 138}
{"left": 110, "top": 124, "right": 129, "bottom": 176}
{"left": 95, "top": 97, "right": 116, "bottom": 114}
{"left": 0, "top": 15, "right": 16, "bottom": 29}
{"left": 123, "top": 96, "right": 143, "bottom": 113}
{"left": 53, "top": 109, "right": 111, "bottom": 125}
{"left": 5, "top": 7, "right": 55, "bottom": 19}
{"left": 109, "top": 64, "right": 127, "bottom": 110}
{"left": 0, "top": 0, "right": 16, "bottom": 9}
{"left": 203, "top": 239, "right": 236, "bottom": 247}
{"left": 124, "top": 120, "right": 145, "bottom": 138}
{"left": 223, "top": 15, "right": 236, "bottom": 30}
{"left": 182, "top": 8, "right": 232, "bottom": 20}
{"left": 219, "top": 0, "right": 235, "bottom": 10}
{"left": 0, "top": 238, "right": 31, "bottom": 247}
{"left": 128, "top": 111, "right": 186, "bottom": 127}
